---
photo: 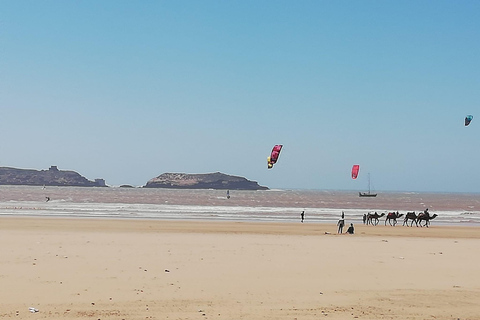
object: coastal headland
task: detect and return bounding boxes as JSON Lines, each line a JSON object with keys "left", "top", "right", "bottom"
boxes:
{"left": 1, "top": 217, "right": 479, "bottom": 320}
{"left": 144, "top": 172, "right": 268, "bottom": 190}
{"left": 0, "top": 166, "right": 105, "bottom": 187}
{"left": 0, "top": 167, "right": 267, "bottom": 190}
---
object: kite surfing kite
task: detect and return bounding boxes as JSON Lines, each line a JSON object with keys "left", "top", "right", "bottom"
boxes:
{"left": 267, "top": 145, "right": 283, "bottom": 169}
{"left": 351, "top": 165, "right": 360, "bottom": 179}
{"left": 465, "top": 115, "right": 473, "bottom": 126}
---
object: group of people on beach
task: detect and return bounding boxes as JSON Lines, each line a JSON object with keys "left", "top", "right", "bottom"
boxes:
{"left": 300, "top": 210, "right": 355, "bottom": 234}
{"left": 337, "top": 211, "right": 354, "bottom": 234}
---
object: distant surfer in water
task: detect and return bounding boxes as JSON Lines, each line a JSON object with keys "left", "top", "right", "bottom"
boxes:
{"left": 45, "top": 197, "right": 50, "bottom": 202}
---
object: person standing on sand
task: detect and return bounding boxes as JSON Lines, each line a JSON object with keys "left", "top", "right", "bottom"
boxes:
{"left": 337, "top": 218, "right": 345, "bottom": 233}
{"left": 363, "top": 213, "right": 367, "bottom": 224}
{"left": 301, "top": 210, "right": 305, "bottom": 223}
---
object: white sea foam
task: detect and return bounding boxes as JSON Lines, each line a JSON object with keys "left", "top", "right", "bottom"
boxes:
{"left": 2, "top": 201, "right": 480, "bottom": 225}
{"left": 1, "top": 186, "right": 479, "bottom": 225}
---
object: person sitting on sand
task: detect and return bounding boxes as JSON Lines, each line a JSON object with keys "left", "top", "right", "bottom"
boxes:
{"left": 346, "top": 223, "right": 354, "bottom": 234}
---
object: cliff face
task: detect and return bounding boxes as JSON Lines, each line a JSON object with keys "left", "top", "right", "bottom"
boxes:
{"left": 144, "top": 172, "right": 268, "bottom": 190}
{"left": 0, "top": 166, "right": 102, "bottom": 187}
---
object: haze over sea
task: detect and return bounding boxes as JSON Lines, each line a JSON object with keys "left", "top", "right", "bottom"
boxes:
{"left": 1, "top": 186, "right": 479, "bottom": 226}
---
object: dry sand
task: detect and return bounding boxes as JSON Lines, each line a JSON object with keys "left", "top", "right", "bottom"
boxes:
{"left": 1, "top": 217, "right": 479, "bottom": 319}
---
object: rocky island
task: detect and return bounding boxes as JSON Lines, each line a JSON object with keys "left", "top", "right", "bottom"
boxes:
{"left": 0, "top": 166, "right": 106, "bottom": 187}
{"left": 144, "top": 172, "right": 268, "bottom": 190}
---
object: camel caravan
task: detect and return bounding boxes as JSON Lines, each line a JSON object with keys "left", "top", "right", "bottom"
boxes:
{"left": 365, "top": 209, "right": 438, "bottom": 227}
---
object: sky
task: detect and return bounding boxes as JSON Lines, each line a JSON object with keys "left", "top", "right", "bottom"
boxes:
{"left": 1, "top": 0, "right": 479, "bottom": 192}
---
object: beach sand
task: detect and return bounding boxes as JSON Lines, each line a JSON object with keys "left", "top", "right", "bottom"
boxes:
{"left": 1, "top": 217, "right": 479, "bottom": 319}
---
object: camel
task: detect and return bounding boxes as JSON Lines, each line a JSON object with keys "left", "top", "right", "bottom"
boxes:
{"left": 416, "top": 213, "right": 438, "bottom": 227}
{"left": 403, "top": 212, "right": 418, "bottom": 227}
{"left": 366, "top": 212, "right": 385, "bottom": 226}
{"left": 385, "top": 211, "right": 404, "bottom": 226}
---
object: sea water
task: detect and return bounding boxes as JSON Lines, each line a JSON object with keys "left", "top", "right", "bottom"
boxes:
{"left": 1, "top": 185, "right": 479, "bottom": 226}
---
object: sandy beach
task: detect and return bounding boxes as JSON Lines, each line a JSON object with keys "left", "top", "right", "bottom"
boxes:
{"left": 1, "top": 217, "right": 479, "bottom": 319}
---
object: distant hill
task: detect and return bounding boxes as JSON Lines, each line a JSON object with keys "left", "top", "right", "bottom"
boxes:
{"left": 144, "top": 172, "right": 268, "bottom": 190}
{"left": 0, "top": 166, "right": 105, "bottom": 187}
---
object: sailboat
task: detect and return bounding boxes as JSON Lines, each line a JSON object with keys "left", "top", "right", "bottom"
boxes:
{"left": 359, "top": 173, "right": 377, "bottom": 197}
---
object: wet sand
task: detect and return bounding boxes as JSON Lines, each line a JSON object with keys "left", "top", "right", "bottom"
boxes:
{"left": 1, "top": 217, "right": 479, "bottom": 319}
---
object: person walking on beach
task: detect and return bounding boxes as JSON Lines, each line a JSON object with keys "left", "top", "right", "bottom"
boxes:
{"left": 363, "top": 214, "right": 367, "bottom": 224}
{"left": 346, "top": 223, "right": 354, "bottom": 234}
{"left": 337, "top": 218, "right": 345, "bottom": 234}
{"left": 301, "top": 210, "right": 305, "bottom": 223}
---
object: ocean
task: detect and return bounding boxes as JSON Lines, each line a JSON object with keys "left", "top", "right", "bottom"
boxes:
{"left": 1, "top": 185, "right": 479, "bottom": 226}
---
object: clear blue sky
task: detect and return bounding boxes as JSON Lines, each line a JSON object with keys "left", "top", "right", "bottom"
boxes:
{"left": 1, "top": 1, "right": 479, "bottom": 192}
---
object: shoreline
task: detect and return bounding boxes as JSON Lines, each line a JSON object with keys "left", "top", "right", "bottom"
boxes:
{"left": 1, "top": 215, "right": 480, "bottom": 238}
{"left": 2, "top": 211, "right": 480, "bottom": 228}
{"left": 2, "top": 186, "right": 480, "bottom": 225}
